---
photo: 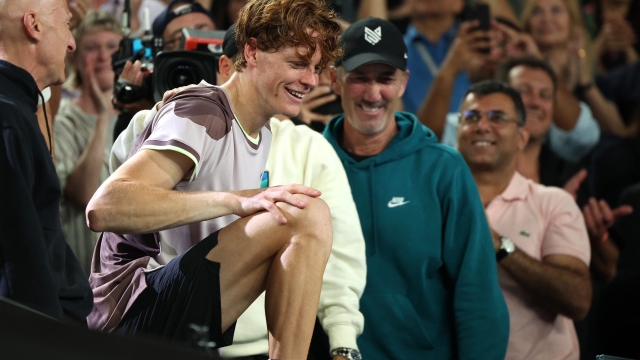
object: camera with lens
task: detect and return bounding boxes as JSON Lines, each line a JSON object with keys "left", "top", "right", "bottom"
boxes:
{"left": 153, "top": 28, "right": 225, "bottom": 102}
{"left": 112, "top": 28, "right": 226, "bottom": 106}
{"left": 111, "top": 33, "right": 160, "bottom": 105}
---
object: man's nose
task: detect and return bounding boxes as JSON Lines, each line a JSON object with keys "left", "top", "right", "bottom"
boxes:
{"left": 300, "top": 67, "right": 318, "bottom": 88}
{"left": 68, "top": 35, "right": 76, "bottom": 52}
{"left": 363, "top": 82, "right": 382, "bottom": 103}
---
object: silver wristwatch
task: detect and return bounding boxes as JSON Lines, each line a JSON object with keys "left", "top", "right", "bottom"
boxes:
{"left": 331, "top": 347, "right": 362, "bottom": 360}
{"left": 496, "top": 236, "right": 515, "bottom": 261}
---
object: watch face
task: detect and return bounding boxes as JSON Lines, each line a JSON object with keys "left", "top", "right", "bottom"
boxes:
{"left": 501, "top": 237, "right": 515, "bottom": 253}
{"left": 350, "top": 349, "right": 362, "bottom": 360}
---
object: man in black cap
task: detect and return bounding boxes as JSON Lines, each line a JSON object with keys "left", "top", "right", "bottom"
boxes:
{"left": 322, "top": 17, "right": 510, "bottom": 359}
{"left": 216, "top": 23, "right": 237, "bottom": 85}
{"left": 153, "top": 0, "right": 217, "bottom": 51}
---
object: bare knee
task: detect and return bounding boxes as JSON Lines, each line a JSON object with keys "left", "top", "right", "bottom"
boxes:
{"left": 278, "top": 197, "right": 332, "bottom": 252}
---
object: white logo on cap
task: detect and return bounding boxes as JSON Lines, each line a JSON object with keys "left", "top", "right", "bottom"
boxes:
{"left": 364, "top": 26, "right": 382, "bottom": 45}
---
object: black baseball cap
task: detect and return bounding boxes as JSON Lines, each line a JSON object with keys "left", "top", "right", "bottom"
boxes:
{"left": 152, "top": 0, "right": 216, "bottom": 37}
{"left": 337, "top": 17, "right": 407, "bottom": 72}
{"left": 222, "top": 23, "right": 238, "bottom": 58}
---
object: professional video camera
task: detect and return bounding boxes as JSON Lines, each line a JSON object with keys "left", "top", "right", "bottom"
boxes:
{"left": 152, "top": 28, "right": 225, "bottom": 101}
{"left": 111, "top": 0, "right": 225, "bottom": 105}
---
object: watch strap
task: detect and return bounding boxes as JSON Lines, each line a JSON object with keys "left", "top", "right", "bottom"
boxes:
{"left": 331, "top": 347, "right": 362, "bottom": 360}
{"left": 496, "top": 247, "right": 509, "bottom": 261}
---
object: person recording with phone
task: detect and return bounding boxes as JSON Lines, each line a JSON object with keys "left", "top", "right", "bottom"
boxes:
{"left": 417, "top": 5, "right": 601, "bottom": 164}
{"left": 402, "top": 0, "right": 471, "bottom": 116}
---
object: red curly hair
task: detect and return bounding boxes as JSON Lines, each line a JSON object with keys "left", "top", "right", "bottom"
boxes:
{"left": 234, "top": 0, "right": 343, "bottom": 71}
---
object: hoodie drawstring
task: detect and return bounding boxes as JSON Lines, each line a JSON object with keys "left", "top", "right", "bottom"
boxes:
{"left": 368, "top": 162, "right": 378, "bottom": 256}
{"left": 37, "top": 90, "right": 52, "bottom": 156}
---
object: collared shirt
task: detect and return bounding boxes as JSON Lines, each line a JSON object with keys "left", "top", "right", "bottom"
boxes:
{"left": 442, "top": 101, "right": 600, "bottom": 162}
{"left": 402, "top": 23, "right": 473, "bottom": 115}
{"left": 486, "top": 172, "right": 590, "bottom": 360}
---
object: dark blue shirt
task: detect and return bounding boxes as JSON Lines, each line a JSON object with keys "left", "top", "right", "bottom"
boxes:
{"left": 402, "top": 23, "right": 473, "bottom": 114}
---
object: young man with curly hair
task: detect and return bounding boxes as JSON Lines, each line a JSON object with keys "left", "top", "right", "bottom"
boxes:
{"left": 85, "top": 0, "right": 343, "bottom": 358}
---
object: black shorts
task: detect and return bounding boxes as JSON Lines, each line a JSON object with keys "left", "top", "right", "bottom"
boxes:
{"left": 116, "top": 230, "right": 235, "bottom": 349}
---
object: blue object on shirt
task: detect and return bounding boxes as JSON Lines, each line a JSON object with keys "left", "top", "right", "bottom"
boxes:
{"left": 402, "top": 23, "right": 473, "bottom": 115}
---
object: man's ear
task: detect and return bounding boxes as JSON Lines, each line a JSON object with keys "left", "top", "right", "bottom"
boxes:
{"left": 243, "top": 38, "right": 258, "bottom": 68}
{"left": 218, "top": 56, "right": 228, "bottom": 75}
{"left": 23, "top": 11, "right": 43, "bottom": 42}
{"left": 330, "top": 67, "right": 341, "bottom": 95}
{"left": 397, "top": 69, "right": 410, "bottom": 99}
{"left": 518, "top": 126, "right": 530, "bottom": 151}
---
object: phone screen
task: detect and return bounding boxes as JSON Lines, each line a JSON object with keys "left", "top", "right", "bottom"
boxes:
{"left": 464, "top": 3, "right": 491, "bottom": 31}
{"left": 463, "top": 3, "right": 491, "bottom": 53}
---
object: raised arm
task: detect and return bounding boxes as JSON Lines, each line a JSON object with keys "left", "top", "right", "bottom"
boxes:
{"left": 57, "top": 60, "right": 115, "bottom": 208}
{"left": 357, "top": 0, "right": 388, "bottom": 20}
{"left": 415, "top": 21, "right": 490, "bottom": 139}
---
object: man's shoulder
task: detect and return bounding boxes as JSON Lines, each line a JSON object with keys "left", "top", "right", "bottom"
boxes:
{"left": 529, "top": 180, "right": 573, "bottom": 200}
{"left": 156, "top": 85, "right": 234, "bottom": 140}
{"left": 526, "top": 181, "right": 580, "bottom": 215}
{"left": 165, "top": 84, "right": 233, "bottom": 119}
{"left": 0, "top": 95, "right": 23, "bottom": 127}
{"left": 270, "top": 118, "right": 325, "bottom": 142}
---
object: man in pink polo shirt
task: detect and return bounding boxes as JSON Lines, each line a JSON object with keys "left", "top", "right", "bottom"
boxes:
{"left": 456, "top": 80, "right": 592, "bottom": 360}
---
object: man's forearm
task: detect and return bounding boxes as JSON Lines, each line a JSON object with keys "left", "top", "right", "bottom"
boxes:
{"left": 582, "top": 86, "right": 627, "bottom": 136}
{"left": 416, "top": 68, "right": 457, "bottom": 139}
{"left": 552, "top": 83, "right": 580, "bottom": 131}
{"left": 499, "top": 249, "right": 592, "bottom": 320}
{"left": 86, "top": 179, "right": 239, "bottom": 234}
{"left": 357, "top": 0, "right": 388, "bottom": 20}
{"left": 590, "top": 240, "right": 619, "bottom": 282}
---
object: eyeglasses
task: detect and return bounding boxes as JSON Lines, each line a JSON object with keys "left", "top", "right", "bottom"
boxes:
{"left": 458, "top": 110, "right": 518, "bottom": 126}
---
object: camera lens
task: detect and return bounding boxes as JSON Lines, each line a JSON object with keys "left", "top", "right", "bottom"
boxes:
{"left": 153, "top": 50, "right": 218, "bottom": 102}
{"left": 168, "top": 64, "right": 200, "bottom": 88}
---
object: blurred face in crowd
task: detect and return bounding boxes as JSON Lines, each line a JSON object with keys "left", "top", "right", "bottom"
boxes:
{"left": 41, "top": 0, "right": 76, "bottom": 86}
{"left": 527, "top": 0, "right": 572, "bottom": 47}
{"left": 457, "top": 92, "right": 527, "bottom": 172}
{"left": 411, "top": 0, "right": 464, "bottom": 18}
{"left": 227, "top": 0, "right": 248, "bottom": 25}
{"left": 467, "top": 40, "right": 508, "bottom": 83}
{"left": 507, "top": 65, "right": 555, "bottom": 143}
{"left": 332, "top": 63, "right": 408, "bottom": 136}
{"left": 75, "top": 29, "right": 121, "bottom": 91}
{"left": 163, "top": 11, "right": 216, "bottom": 51}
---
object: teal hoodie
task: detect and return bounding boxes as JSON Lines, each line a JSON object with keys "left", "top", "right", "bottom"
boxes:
{"left": 324, "top": 112, "right": 509, "bottom": 359}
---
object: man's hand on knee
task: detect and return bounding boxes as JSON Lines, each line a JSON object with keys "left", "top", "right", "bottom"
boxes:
{"left": 231, "top": 185, "right": 321, "bottom": 224}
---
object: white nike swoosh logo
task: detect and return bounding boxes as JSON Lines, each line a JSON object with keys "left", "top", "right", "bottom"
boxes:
{"left": 388, "top": 200, "right": 410, "bottom": 208}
